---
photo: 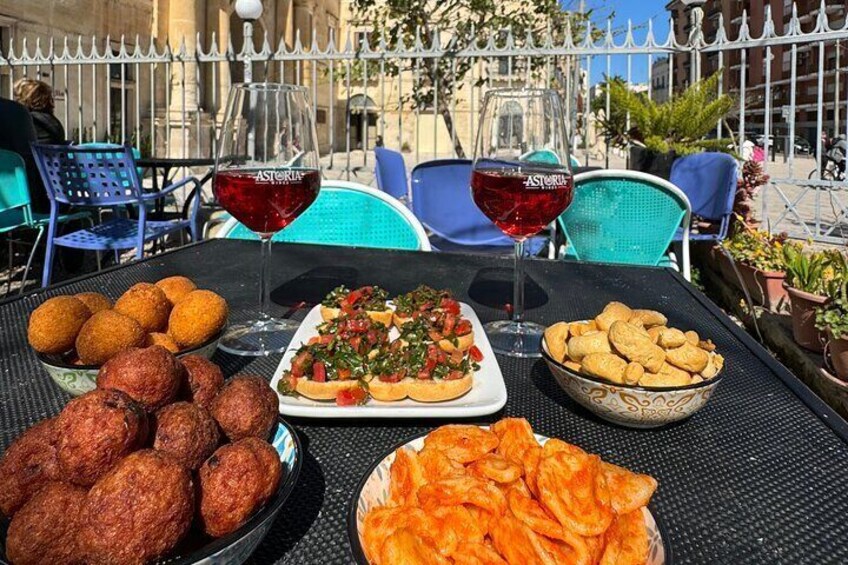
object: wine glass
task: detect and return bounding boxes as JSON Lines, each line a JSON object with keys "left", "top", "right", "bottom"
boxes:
{"left": 214, "top": 83, "right": 321, "bottom": 356}
{"left": 471, "top": 88, "right": 574, "bottom": 357}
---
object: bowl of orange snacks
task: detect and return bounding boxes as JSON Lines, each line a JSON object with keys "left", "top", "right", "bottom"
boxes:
{"left": 349, "top": 419, "right": 668, "bottom": 564}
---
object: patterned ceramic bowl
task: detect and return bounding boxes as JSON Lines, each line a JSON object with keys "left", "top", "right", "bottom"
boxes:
{"left": 36, "top": 331, "right": 223, "bottom": 396}
{"left": 541, "top": 335, "right": 723, "bottom": 429}
{"left": 348, "top": 429, "right": 670, "bottom": 564}
{"left": 0, "top": 416, "right": 302, "bottom": 565}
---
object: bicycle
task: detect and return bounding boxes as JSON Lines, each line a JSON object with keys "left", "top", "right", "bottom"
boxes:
{"left": 809, "top": 156, "right": 847, "bottom": 181}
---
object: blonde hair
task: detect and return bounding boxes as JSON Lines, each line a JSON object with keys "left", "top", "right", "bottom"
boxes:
{"left": 14, "top": 79, "right": 54, "bottom": 113}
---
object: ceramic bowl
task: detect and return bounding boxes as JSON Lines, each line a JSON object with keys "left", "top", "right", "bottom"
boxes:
{"left": 348, "top": 429, "right": 670, "bottom": 564}
{"left": 36, "top": 331, "right": 223, "bottom": 396}
{"left": 541, "top": 336, "right": 723, "bottom": 429}
{"left": 0, "top": 417, "right": 302, "bottom": 565}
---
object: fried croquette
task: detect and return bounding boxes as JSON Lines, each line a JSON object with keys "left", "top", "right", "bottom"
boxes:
{"left": 97, "top": 345, "right": 184, "bottom": 411}
{"left": 168, "top": 289, "right": 228, "bottom": 348}
{"left": 145, "top": 331, "right": 180, "bottom": 353}
{"left": 210, "top": 375, "right": 278, "bottom": 441}
{"left": 199, "top": 438, "right": 281, "bottom": 537}
{"left": 154, "top": 402, "right": 220, "bottom": 470}
{"left": 155, "top": 276, "right": 197, "bottom": 306}
{"left": 6, "top": 482, "right": 87, "bottom": 565}
{"left": 79, "top": 450, "right": 194, "bottom": 564}
{"left": 74, "top": 292, "right": 113, "bottom": 314}
{"left": 0, "top": 418, "right": 60, "bottom": 517}
{"left": 75, "top": 310, "right": 145, "bottom": 366}
{"left": 56, "top": 389, "right": 148, "bottom": 486}
{"left": 27, "top": 296, "right": 92, "bottom": 355}
{"left": 180, "top": 355, "right": 224, "bottom": 410}
{"left": 114, "top": 282, "right": 172, "bottom": 333}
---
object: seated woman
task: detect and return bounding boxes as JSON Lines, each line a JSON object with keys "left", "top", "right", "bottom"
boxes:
{"left": 14, "top": 79, "right": 66, "bottom": 145}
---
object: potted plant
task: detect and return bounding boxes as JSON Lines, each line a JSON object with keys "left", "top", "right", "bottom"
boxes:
{"left": 816, "top": 279, "right": 848, "bottom": 381}
{"left": 593, "top": 74, "right": 735, "bottom": 179}
{"left": 720, "top": 227, "right": 798, "bottom": 311}
{"left": 782, "top": 246, "right": 842, "bottom": 352}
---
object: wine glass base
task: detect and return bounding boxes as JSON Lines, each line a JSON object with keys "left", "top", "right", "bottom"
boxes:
{"left": 217, "top": 318, "right": 300, "bottom": 357}
{"left": 483, "top": 320, "right": 546, "bottom": 358}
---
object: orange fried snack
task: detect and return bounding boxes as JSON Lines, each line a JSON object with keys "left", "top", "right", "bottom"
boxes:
{"left": 361, "top": 420, "right": 658, "bottom": 565}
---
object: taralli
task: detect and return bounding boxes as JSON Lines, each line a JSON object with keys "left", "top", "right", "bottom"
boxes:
{"left": 361, "top": 419, "right": 657, "bottom": 565}
{"left": 543, "top": 302, "right": 725, "bottom": 389}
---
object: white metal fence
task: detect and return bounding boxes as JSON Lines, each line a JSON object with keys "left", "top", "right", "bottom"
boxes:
{"left": 2, "top": 1, "right": 848, "bottom": 243}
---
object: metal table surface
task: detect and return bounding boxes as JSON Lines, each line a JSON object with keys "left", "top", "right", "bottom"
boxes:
{"left": 1, "top": 240, "right": 847, "bottom": 565}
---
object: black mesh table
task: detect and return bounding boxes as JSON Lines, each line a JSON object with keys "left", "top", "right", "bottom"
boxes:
{"left": 2, "top": 240, "right": 847, "bottom": 564}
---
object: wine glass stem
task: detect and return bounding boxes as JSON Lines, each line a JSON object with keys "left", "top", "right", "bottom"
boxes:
{"left": 513, "top": 240, "right": 525, "bottom": 325}
{"left": 259, "top": 236, "right": 272, "bottom": 324}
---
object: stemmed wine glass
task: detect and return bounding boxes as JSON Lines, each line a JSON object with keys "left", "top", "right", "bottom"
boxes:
{"left": 471, "top": 88, "right": 574, "bottom": 357}
{"left": 214, "top": 83, "right": 321, "bottom": 356}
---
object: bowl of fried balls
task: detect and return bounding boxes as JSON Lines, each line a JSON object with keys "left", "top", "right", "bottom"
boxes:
{"left": 0, "top": 346, "right": 302, "bottom": 565}
{"left": 541, "top": 301, "right": 726, "bottom": 429}
{"left": 27, "top": 275, "right": 229, "bottom": 396}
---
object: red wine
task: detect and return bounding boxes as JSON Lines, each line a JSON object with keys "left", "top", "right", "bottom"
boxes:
{"left": 471, "top": 167, "right": 574, "bottom": 239}
{"left": 215, "top": 169, "right": 321, "bottom": 235}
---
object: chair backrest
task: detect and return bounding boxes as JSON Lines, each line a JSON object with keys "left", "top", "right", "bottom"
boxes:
{"left": 559, "top": 170, "right": 691, "bottom": 267}
{"left": 217, "top": 180, "right": 431, "bottom": 251}
{"left": 669, "top": 152, "right": 737, "bottom": 222}
{"left": 410, "top": 159, "right": 510, "bottom": 246}
{"left": 31, "top": 144, "right": 143, "bottom": 207}
{"left": 0, "top": 149, "right": 32, "bottom": 218}
{"left": 374, "top": 147, "right": 409, "bottom": 200}
{"left": 569, "top": 155, "right": 581, "bottom": 169}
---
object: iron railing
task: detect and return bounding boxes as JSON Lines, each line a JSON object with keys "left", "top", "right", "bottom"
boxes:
{"left": 1, "top": 1, "right": 848, "bottom": 242}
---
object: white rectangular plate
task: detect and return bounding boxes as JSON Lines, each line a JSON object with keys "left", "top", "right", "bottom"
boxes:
{"left": 271, "top": 302, "right": 507, "bottom": 418}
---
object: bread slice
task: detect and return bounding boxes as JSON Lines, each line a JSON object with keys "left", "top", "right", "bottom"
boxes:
{"left": 294, "top": 377, "right": 362, "bottom": 400}
{"left": 366, "top": 373, "right": 473, "bottom": 402}
{"left": 438, "top": 331, "right": 474, "bottom": 353}
{"left": 393, "top": 313, "right": 413, "bottom": 328}
{"left": 320, "top": 306, "right": 393, "bottom": 327}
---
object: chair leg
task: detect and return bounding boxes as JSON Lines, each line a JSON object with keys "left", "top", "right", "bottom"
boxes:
{"left": 19, "top": 226, "right": 45, "bottom": 295}
{"left": 42, "top": 241, "right": 55, "bottom": 288}
{"left": 5, "top": 237, "right": 13, "bottom": 297}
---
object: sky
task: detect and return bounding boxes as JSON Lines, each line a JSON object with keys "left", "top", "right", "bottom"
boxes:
{"left": 567, "top": 0, "right": 672, "bottom": 86}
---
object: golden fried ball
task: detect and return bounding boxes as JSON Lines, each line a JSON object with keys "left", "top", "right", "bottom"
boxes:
{"left": 75, "top": 310, "right": 145, "bottom": 366}
{"left": 74, "top": 292, "right": 113, "bottom": 314}
{"left": 145, "top": 332, "right": 180, "bottom": 353}
{"left": 27, "top": 296, "right": 92, "bottom": 355}
{"left": 114, "top": 282, "right": 172, "bottom": 333}
{"left": 168, "top": 290, "right": 228, "bottom": 348}
{"left": 155, "top": 276, "right": 197, "bottom": 306}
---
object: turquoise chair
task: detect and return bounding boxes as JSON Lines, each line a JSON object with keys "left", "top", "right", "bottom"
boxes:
{"left": 217, "top": 180, "right": 431, "bottom": 251}
{"left": 0, "top": 150, "right": 91, "bottom": 294}
{"left": 558, "top": 170, "right": 692, "bottom": 280}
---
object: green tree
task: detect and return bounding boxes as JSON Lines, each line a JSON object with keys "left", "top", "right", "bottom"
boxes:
{"left": 348, "top": 0, "right": 592, "bottom": 157}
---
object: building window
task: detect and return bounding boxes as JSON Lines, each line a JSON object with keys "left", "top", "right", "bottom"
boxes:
{"left": 316, "top": 108, "right": 327, "bottom": 124}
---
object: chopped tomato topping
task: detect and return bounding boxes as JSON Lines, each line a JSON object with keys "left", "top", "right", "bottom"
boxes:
{"left": 379, "top": 371, "right": 405, "bottom": 383}
{"left": 429, "top": 330, "right": 444, "bottom": 342}
{"left": 469, "top": 345, "right": 483, "bottom": 362}
{"left": 455, "top": 320, "right": 472, "bottom": 335}
{"left": 443, "top": 314, "right": 456, "bottom": 335}
{"left": 417, "top": 368, "right": 432, "bottom": 380}
{"left": 286, "top": 374, "right": 299, "bottom": 391}
{"left": 344, "top": 288, "right": 364, "bottom": 306}
{"left": 450, "top": 349, "right": 464, "bottom": 365}
{"left": 440, "top": 298, "right": 460, "bottom": 315}
{"left": 445, "top": 370, "right": 465, "bottom": 381}
{"left": 312, "top": 362, "right": 326, "bottom": 383}
{"left": 336, "top": 387, "right": 368, "bottom": 406}
{"left": 291, "top": 351, "right": 312, "bottom": 378}
{"left": 337, "top": 368, "right": 352, "bottom": 381}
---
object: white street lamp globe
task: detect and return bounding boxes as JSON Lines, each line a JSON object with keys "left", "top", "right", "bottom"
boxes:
{"left": 235, "top": 0, "right": 263, "bottom": 21}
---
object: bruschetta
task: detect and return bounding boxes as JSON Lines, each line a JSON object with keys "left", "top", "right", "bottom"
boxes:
{"left": 366, "top": 320, "right": 483, "bottom": 402}
{"left": 392, "top": 285, "right": 456, "bottom": 327}
{"left": 320, "top": 285, "right": 393, "bottom": 326}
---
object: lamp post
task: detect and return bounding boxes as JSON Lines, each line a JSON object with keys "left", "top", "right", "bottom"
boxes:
{"left": 235, "top": 0, "right": 263, "bottom": 85}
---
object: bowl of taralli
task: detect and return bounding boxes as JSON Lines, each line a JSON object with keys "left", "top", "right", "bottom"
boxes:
{"left": 541, "top": 301, "right": 725, "bottom": 429}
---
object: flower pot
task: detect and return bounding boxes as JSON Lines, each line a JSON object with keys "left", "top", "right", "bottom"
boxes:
{"left": 628, "top": 147, "right": 676, "bottom": 180}
{"left": 784, "top": 284, "right": 828, "bottom": 352}
{"left": 827, "top": 330, "right": 848, "bottom": 381}
{"left": 754, "top": 268, "right": 789, "bottom": 312}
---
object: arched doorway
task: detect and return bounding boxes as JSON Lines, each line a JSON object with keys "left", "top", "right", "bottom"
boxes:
{"left": 348, "top": 94, "right": 378, "bottom": 150}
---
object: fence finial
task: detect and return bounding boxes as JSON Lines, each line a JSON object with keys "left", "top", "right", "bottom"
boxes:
{"left": 815, "top": 0, "right": 830, "bottom": 33}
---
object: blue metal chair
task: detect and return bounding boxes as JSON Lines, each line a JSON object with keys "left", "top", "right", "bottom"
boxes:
{"left": 669, "top": 152, "right": 738, "bottom": 242}
{"left": 0, "top": 149, "right": 91, "bottom": 294}
{"left": 216, "top": 180, "right": 430, "bottom": 251}
{"left": 374, "top": 147, "right": 409, "bottom": 201}
{"left": 410, "top": 159, "right": 547, "bottom": 255}
{"left": 559, "top": 170, "right": 692, "bottom": 280}
{"left": 32, "top": 144, "right": 202, "bottom": 286}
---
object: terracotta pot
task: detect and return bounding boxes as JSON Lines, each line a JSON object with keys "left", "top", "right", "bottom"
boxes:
{"left": 754, "top": 268, "right": 789, "bottom": 312}
{"left": 784, "top": 284, "right": 828, "bottom": 352}
{"left": 827, "top": 330, "right": 848, "bottom": 381}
